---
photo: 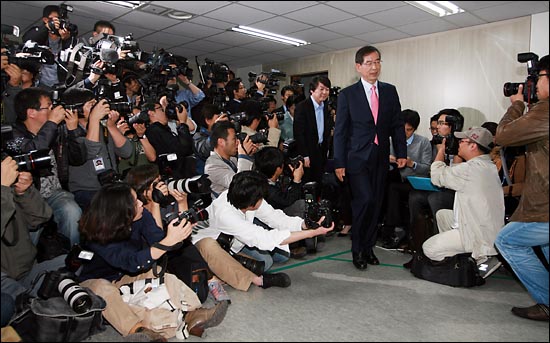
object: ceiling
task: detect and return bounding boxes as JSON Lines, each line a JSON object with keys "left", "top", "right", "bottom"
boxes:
{"left": 2, "top": 1, "right": 548, "bottom": 69}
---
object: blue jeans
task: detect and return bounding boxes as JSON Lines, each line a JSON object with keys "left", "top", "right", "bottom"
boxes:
{"left": 494, "top": 221, "right": 549, "bottom": 306}
{"left": 1, "top": 254, "right": 67, "bottom": 299}
{"left": 46, "top": 189, "right": 82, "bottom": 246}
{"left": 1, "top": 293, "right": 15, "bottom": 327}
{"left": 241, "top": 246, "right": 290, "bottom": 272}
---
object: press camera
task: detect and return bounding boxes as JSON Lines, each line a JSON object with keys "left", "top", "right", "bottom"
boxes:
{"left": 503, "top": 52, "right": 539, "bottom": 104}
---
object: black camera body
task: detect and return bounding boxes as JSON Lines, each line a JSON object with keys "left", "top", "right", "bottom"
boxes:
{"left": 432, "top": 114, "right": 460, "bottom": 156}
{"left": 328, "top": 86, "right": 340, "bottom": 111}
{"left": 503, "top": 52, "right": 539, "bottom": 104}
{"left": 94, "top": 79, "right": 132, "bottom": 114}
{"left": 266, "top": 109, "right": 285, "bottom": 121}
{"left": 163, "top": 199, "right": 209, "bottom": 227}
{"left": 3, "top": 41, "right": 56, "bottom": 66}
{"left": 1, "top": 125, "right": 52, "bottom": 172}
{"left": 37, "top": 269, "right": 92, "bottom": 314}
{"left": 237, "top": 129, "right": 269, "bottom": 145}
{"left": 47, "top": 4, "right": 77, "bottom": 36}
{"left": 303, "top": 181, "right": 333, "bottom": 229}
{"left": 216, "top": 233, "right": 265, "bottom": 276}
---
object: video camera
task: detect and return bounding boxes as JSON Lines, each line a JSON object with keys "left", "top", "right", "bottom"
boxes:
{"left": 248, "top": 69, "right": 286, "bottom": 95}
{"left": 94, "top": 79, "right": 132, "bottom": 114}
{"left": 503, "top": 52, "right": 539, "bottom": 104}
{"left": 1, "top": 125, "right": 52, "bottom": 173}
{"left": 198, "top": 58, "right": 229, "bottom": 84}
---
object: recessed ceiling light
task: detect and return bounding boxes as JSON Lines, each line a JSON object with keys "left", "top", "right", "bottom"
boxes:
{"left": 166, "top": 11, "right": 193, "bottom": 20}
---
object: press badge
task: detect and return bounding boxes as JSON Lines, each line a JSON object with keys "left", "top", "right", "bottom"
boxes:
{"left": 93, "top": 157, "right": 106, "bottom": 172}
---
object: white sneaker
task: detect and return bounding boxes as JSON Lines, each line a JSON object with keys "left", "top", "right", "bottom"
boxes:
{"left": 478, "top": 256, "right": 502, "bottom": 279}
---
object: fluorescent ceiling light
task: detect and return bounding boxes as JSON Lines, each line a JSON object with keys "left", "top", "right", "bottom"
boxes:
{"left": 230, "top": 25, "right": 309, "bottom": 47}
{"left": 98, "top": 1, "right": 142, "bottom": 9}
{"left": 406, "top": 1, "right": 464, "bottom": 17}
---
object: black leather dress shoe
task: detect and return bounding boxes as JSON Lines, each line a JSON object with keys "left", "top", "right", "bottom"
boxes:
{"left": 365, "top": 249, "right": 380, "bottom": 265}
{"left": 352, "top": 252, "right": 368, "bottom": 270}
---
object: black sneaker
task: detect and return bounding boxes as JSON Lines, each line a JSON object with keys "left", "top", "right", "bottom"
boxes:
{"left": 261, "top": 272, "right": 291, "bottom": 289}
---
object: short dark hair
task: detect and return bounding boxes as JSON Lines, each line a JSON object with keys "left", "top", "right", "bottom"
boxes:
{"left": 253, "top": 147, "right": 284, "bottom": 179}
{"left": 225, "top": 79, "right": 242, "bottom": 100}
{"left": 280, "top": 85, "right": 294, "bottom": 97}
{"left": 355, "top": 46, "right": 381, "bottom": 64}
{"left": 43, "top": 5, "right": 60, "bottom": 18}
{"left": 437, "top": 108, "right": 464, "bottom": 131}
{"left": 309, "top": 76, "right": 331, "bottom": 94}
{"left": 79, "top": 183, "right": 136, "bottom": 245}
{"left": 240, "top": 100, "right": 262, "bottom": 127}
{"left": 61, "top": 88, "right": 95, "bottom": 105}
{"left": 14, "top": 87, "right": 51, "bottom": 122}
{"left": 538, "top": 54, "right": 549, "bottom": 74}
{"left": 228, "top": 171, "right": 268, "bottom": 209}
{"left": 285, "top": 94, "right": 300, "bottom": 109}
{"left": 201, "top": 103, "right": 221, "bottom": 121}
{"left": 125, "top": 164, "right": 160, "bottom": 205}
{"left": 481, "top": 121, "right": 498, "bottom": 136}
{"left": 401, "top": 109, "right": 420, "bottom": 130}
{"left": 93, "top": 20, "right": 115, "bottom": 35}
{"left": 430, "top": 114, "right": 440, "bottom": 123}
{"left": 210, "top": 121, "right": 235, "bottom": 148}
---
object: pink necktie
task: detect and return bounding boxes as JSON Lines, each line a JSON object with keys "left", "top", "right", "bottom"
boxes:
{"left": 370, "top": 85, "right": 379, "bottom": 145}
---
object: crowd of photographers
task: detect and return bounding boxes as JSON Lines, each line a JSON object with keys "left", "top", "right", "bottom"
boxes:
{"left": 1, "top": 4, "right": 548, "bottom": 337}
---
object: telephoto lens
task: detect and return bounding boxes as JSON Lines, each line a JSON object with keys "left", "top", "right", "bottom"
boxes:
{"left": 58, "top": 278, "right": 93, "bottom": 314}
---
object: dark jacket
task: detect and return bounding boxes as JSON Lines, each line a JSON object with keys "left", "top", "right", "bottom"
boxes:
{"left": 11, "top": 120, "right": 87, "bottom": 189}
{"left": 78, "top": 209, "right": 164, "bottom": 282}
{"left": 146, "top": 122, "right": 195, "bottom": 178}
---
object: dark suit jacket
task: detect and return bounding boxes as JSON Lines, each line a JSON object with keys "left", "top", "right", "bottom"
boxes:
{"left": 293, "top": 97, "right": 333, "bottom": 180}
{"left": 333, "top": 80, "right": 406, "bottom": 174}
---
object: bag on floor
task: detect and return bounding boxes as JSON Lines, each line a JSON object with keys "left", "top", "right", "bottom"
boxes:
{"left": 410, "top": 251, "right": 485, "bottom": 287}
{"left": 9, "top": 289, "right": 106, "bottom": 342}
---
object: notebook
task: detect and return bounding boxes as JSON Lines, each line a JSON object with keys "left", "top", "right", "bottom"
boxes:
{"left": 407, "top": 176, "right": 441, "bottom": 192}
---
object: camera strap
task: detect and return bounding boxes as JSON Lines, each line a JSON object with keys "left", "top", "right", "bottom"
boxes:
{"left": 152, "top": 241, "right": 183, "bottom": 252}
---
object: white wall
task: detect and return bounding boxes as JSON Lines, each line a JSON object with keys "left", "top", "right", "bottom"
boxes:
{"left": 239, "top": 15, "right": 549, "bottom": 139}
{"left": 530, "top": 11, "right": 549, "bottom": 56}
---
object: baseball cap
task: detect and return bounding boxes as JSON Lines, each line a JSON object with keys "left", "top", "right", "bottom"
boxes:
{"left": 454, "top": 127, "right": 493, "bottom": 150}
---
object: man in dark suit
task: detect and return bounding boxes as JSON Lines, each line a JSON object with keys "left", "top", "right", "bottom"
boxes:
{"left": 293, "top": 76, "right": 334, "bottom": 184}
{"left": 333, "top": 46, "right": 407, "bottom": 270}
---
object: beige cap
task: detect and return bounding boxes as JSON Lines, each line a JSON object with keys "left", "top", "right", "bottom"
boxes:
{"left": 454, "top": 127, "right": 493, "bottom": 150}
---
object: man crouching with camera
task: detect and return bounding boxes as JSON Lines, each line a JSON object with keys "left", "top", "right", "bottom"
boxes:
{"left": 192, "top": 170, "right": 333, "bottom": 291}
{"left": 1, "top": 156, "right": 66, "bottom": 314}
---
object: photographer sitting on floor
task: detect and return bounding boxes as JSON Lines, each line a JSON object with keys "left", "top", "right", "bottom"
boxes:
{"left": 191, "top": 171, "right": 333, "bottom": 291}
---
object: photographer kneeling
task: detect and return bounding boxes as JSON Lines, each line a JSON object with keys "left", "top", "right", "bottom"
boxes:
{"left": 78, "top": 183, "right": 228, "bottom": 340}
{"left": 191, "top": 171, "right": 333, "bottom": 291}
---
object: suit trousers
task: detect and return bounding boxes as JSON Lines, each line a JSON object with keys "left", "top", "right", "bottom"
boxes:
{"left": 348, "top": 148, "right": 388, "bottom": 253}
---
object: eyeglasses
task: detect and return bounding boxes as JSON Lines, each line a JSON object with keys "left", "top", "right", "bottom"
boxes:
{"left": 361, "top": 60, "right": 382, "bottom": 68}
{"left": 430, "top": 127, "right": 438, "bottom": 131}
{"left": 37, "top": 104, "right": 53, "bottom": 111}
{"left": 437, "top": 121, "right": 449, "bottom": 126}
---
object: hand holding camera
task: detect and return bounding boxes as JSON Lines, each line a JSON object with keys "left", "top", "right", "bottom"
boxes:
{"left": 165, "top": 215, "right": 195, "bottom": 245}
{"left": 13, "top": 170, "right": 33, "bottom": 195}
{"left": 48, "top": 104, "right": 67, "bottom": 125}
{"left": 4, "top": 63, "right": 22, "bottom": 87}
{"left": 89, "top": 98, "right": 110, "bottom": 122}
{"left": 510, "top": 84, "right": 524, "bottom": 104}
{"left": 1, "top": 156, "right": 19, "bottom": 187}
{"left": 288, "top": 159, "right": 304, "bottom": 183}
{"left": 238, "top": 134, "right": 257, "bottom": 156}
{"left": 64, "top": 106, "right": 79, "bottom": 131}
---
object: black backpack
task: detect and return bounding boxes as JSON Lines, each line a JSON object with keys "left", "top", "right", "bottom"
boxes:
{"left": 410, "top": 251, "right": 485, "bottom": 287}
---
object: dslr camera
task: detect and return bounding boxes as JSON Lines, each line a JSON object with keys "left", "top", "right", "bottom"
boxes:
{"left": 432, "top": 115, "right": 460, "bottom": 156}
{"left": 303, "top": 182, "right": 333, "bottom": 229}
{"left": 281, "top": 138, "right": 304, "bottom": 176}
{"left": 47, "top": 4, "right": 78, "bottom": 36}
{"left": 216, "top": 233, "right": 265, "bottom": 276}
{"left": 237, "top": 129, "right": 269, "bottom": 145}
{"left": 1, "top": 125, "right": 52, "bottom": 173}
{"left": 503, "top": 52, "right": 539, "bottom": 104}
{"left": 152, "top": 174, "right": 212, "bottom": 208}
{"left": 37, "top": 269, "right": 92, "bottom": 314}
{"left": 163, "top": 199, "right": 209, "bottom": 227}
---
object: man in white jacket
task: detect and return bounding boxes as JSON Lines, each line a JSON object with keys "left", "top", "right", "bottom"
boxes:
{"left": 423, "top": 127, "right": 505, "bottom": 277}
{"left": 192, "top": 171, "right": 333, "bottom": 291}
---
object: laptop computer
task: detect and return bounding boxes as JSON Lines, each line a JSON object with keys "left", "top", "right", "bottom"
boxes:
{"left": 407, "top": 176, "right": 442, "bottom": 192}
